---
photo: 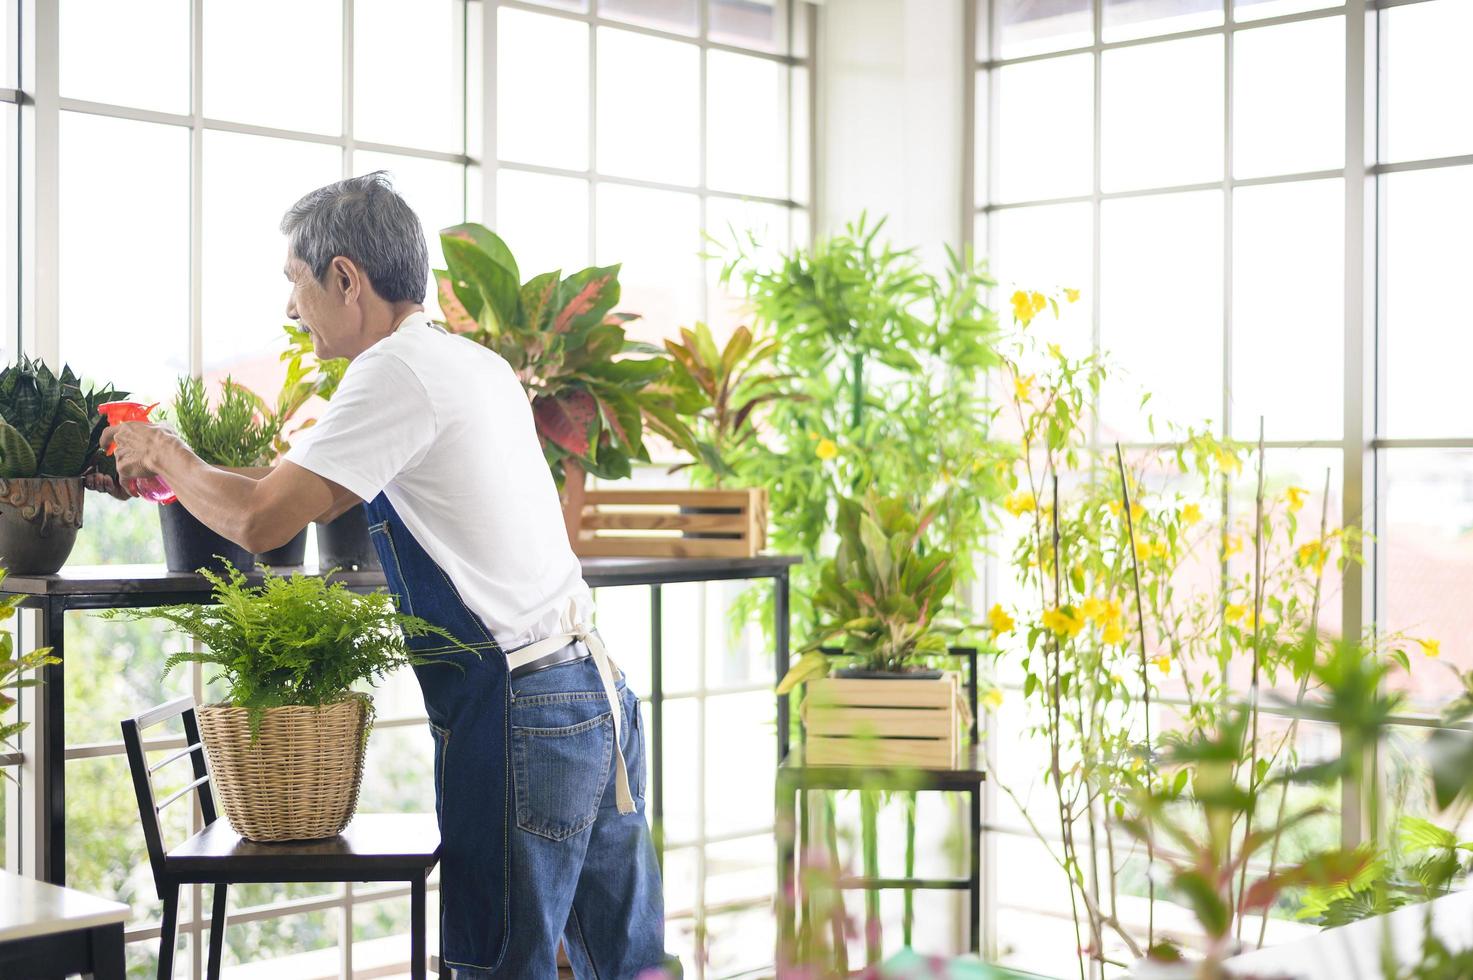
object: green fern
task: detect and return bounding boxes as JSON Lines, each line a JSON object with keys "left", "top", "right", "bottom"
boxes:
{"left": 105, "top": 564, "right": 478, "bottom": 733}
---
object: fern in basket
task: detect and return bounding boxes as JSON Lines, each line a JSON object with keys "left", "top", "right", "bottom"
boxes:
{"left": 106, "top": 564, "right": 472, "bottom": 732}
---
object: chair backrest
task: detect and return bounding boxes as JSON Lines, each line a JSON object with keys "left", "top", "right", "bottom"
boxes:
{"left": 121, "top": 696, "right": 218, "bottom": 884}
{"left": 805, "top": 646, "right": 982, "bottom": 746}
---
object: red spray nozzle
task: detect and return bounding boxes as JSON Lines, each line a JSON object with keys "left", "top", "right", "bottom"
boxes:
{"left": 98, "top": 401, "right": 158, "bottom": 455}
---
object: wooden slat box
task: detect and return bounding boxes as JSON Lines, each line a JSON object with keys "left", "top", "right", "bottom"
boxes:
{"left": 571, "top": 487, "right": 767, "bottom": 559}
{"left": 801, "top": 674, "right": 960, "bottom": 768}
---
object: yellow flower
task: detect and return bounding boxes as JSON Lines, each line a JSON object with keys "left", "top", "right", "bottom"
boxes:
{"left": 1297, "top": 541, "right": 1328, "bottom": 573}
{"left": 1010, "top": 289, "right": 1048, "bottom": 326}
{"left": 1042, "top": 607, "right": 1085, "bottom": 638}
{"left": 982, "top": 688, "right": 1004, "bottom": 710}
{"left": 1224, "top": 534, "right": 1244, "bottom": 558}
{"left": 1285, "top": 486, "right": 1309, "bottom": 514}
{"left": 1153, "top": 655, "right": 1171, "bottom": 675}
{"left": 1080, "top": 597, "right": 1107, "bottom": 622}
{"left": 1102, "top": 620, "right": 1125, "bottom": 645}
{"left": 1064, "top": 287, "right": 1081, "bottom": 304}
{"left": 1108, "top": 499, "right": 1145, "bottom": 524}
{"left": 1417, "top": 638, "right": 1441, "bottom": 659}
{"left": 815, "top": 438, "right": 838, "bottom": 461}
{"left": 1134, "top": 538, "right": 1167, "bottom": 562}
{"left": 1225, "top": 603, "right": 1250, "bottom": 624}
{"left": 1003, "top": 492, "right": 1037, "bottom": 517}
{"left": 1215, "top": 447, "right": 1243, "bottom": 476}
{"left": 1181, "top": 503, "right": 1202, "bottom": 526}
{"left": 987, "top": 604, "right": 1015, "bottom": 635}
{"left": 1014, "top": 374, "right": 1036, "bottom": 402}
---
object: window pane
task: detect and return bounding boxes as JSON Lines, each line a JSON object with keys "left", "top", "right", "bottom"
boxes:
{"left": 497, "top": 8, "right": 589, "bottom": 170}
{"left": 494, "top": 169, "right": 590, "bottom": 280}
{"left": 993, "top": 54, "right": 1093, "bottom": 203}
{"left": 0, "top": 106, "right": 14, "bottom": 367}
{"left": 355, "top": 0, "right": 463, "bottom": 151}
{"left": 1382, "top": 0, "right": 1473, "bottom": 163}
{"left": 1104, "top": 0, "right": 1222, "bottom": 43}
{"left": 1101, "top": 35, "right": 1224, "bottom": 192}
{"left": 705, "top": 692, "right": 774, "bottom": 836}
{"left": 1233, "top": 17, "right": 1344, "bottom": 179}
{"left": 60, "top": 0, "right": 189, "bottom": 113}
{"left": 992, "top": 202, "right": 1093, "bottom": 358}
{"left": 1383, "top": 449, "right": 1473, "bottom": 711}
{"left": 596, "top": 29, "right": 700, "bottom": 185}
{"left": 59, "top": 112, "right": 189, "bottom": 402}
{"left": 352, "top": 151, "right": 465, "bottom": 311}
{"left": 1100, "top": 190, "right": 1223, "bottom": 437}
{"left": 202, "top": 131, "right": 341, "bottom": 388}
{"left": 204, "top": 0, "right": 341, "bottom": 135}
{"left": 706, "top": 50, "right": 788, "bottom": 198}
{"left": 705, "top": 197, "right": 790, "bottom": 334}
{"left": 1384, "top": 166, "right": 1473, "bottom": 438}
{"left": 1231, "top": 179, "right": 1343, "bottom": 440}
{"left": 602, "top": 0, "right": 698, "bottom": 35}
{"left": 1234, "top": 0, "right": 1341, "bottom": 21}
{"left": 709, "top": 0, "right": 781, "bottom": 52}
{"left": 595, "top": 183, "right": 702, "bottom": 346}
{"left": 994, "top": 0, "right": 1091, "bottom": 59}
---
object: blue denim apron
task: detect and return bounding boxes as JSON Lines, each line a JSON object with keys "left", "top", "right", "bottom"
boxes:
{"left": 364, "top": 494, "right": 513, "bottom": 972}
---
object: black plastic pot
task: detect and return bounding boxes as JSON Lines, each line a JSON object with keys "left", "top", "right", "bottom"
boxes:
{"left": 254, "top": 526, "right": 308, "bottom": 568}
{"left": 832, "top": 667, "right": 945, "bottom": 680}
{"left": 316, "top": 503, "right": 379, "bottom": 571}
{"left": 159, "top": 503, "right": 252, "bottom": 575}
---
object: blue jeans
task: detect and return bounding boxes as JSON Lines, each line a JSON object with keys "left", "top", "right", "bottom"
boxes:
{"left": 455, "top": 656, "right": 670, "bottom": 979}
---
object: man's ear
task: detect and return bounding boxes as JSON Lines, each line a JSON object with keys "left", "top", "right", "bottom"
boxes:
{"left": 330, "top": 256, "right": 362, "bottom": 304}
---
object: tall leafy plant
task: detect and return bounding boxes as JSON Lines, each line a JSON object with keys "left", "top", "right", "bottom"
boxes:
{"left": 274, "top": 323, "right": 348, "bottom": 454}
{"left": 718, "top": 215, "right": 1004, "bottom": 627}
{"left": 433, "top": 222, "right": 699, "bottom": 487}
{"left": 170, "top": 376, "right": 282, "bottom": 468}
{"left": 0, "top": 358, "right": 125, "bottom": 478}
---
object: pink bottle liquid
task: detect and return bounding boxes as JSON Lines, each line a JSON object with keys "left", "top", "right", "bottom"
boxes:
{"left": 97, "top": 401, "right": 178, "bottom": 504}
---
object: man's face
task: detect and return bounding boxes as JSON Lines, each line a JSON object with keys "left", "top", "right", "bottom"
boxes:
{"left": 284, "top": 252, "right": 352, "bottom": 360}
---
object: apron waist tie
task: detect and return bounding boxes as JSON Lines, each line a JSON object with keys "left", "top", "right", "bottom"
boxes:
{"left": 506, "top": 628, "right": 636, "bottom": 816}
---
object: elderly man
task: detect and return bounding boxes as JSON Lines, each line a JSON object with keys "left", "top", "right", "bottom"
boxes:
{"left": 102, "top": 173, "right": 670, "bottom": 979}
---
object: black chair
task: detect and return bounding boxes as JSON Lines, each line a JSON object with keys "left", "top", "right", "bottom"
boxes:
{"left": 774, "top": 647, "right": 985, "bottom": 967}
{"left": 122, "top": 696, "right": 447, "bottom": 979}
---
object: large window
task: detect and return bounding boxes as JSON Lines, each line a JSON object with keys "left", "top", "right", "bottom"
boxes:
{"left": 974, "top": 0, "right": 1472, "bottom": 972}
{"left": 8, "top": 0, "right": 810, "bottom": 976}
{"left": 487, "top": 3, "right": 811, "bottom": 975}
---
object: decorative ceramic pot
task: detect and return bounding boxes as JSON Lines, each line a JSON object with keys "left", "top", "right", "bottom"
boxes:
{"left": 0, "top": 477, "right": 84, "bottom": 574}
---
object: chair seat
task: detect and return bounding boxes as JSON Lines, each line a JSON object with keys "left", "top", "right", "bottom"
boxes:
{"left": 165, "top": 812, "right": 441, "bottom": 882}
{"left": 777, "top": 744, "right": 986, "bottom": 791}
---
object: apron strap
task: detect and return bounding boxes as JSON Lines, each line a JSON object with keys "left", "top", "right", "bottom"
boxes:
{"left": 507, "top": 628, "right": 637, "bottom": 816}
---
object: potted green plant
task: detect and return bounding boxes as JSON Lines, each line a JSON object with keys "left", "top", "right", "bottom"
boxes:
{"left": 273, "top": 324, "right": 375, "bottom": 570}
{"left": 777, "top": 491, "right": 967, "bottom": 767}
{"left": 0, "top": 358, "right": 126, "bottom": 573}
{"left": 107, "top": 564, "right": 465, "bottom": 841}
{"left": 162, "top": 376, "right": 286, "bottom": 573}
{"left": 433, "top": 222, "right": 700, "bottom": 543}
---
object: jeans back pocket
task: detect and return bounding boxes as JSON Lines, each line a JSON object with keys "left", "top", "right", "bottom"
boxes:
{"left": 510, "top": 709, "right": 614, "bottom": 841}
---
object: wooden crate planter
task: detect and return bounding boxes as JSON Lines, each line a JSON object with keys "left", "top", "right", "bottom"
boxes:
{"left": 570, "top": 487, "right": 768, "bottom": 559}
{"left": 801, "top": 674, "right": 961, "bottom": 767}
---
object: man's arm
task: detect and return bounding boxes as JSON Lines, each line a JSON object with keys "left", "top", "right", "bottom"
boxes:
{"left": 105, "top": 423, "right": 361, "bottom": 552}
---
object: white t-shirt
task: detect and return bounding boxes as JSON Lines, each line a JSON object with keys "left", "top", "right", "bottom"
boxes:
{"left": 285, "top": 311, "right": 593, "bottom": 651}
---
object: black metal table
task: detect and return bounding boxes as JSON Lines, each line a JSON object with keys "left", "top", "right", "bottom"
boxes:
{"left": 0, "top": 868, "right": 127, "bottom": 978}
{"left": 4, "top": 555, "right": 798, "bottom": 886}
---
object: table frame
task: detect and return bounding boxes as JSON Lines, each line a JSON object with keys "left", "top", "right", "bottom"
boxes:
{"left": 2, "top": 555, "right": 797, "bottom": 888}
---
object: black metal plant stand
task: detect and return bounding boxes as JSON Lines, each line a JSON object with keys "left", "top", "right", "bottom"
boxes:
{"left": 0, "top": 554, "right": 798, "bottom": 888}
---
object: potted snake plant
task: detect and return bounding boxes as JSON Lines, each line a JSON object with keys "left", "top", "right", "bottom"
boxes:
{"left": 273, "top": 324, "right": 375, "bottom": 570}
{"left": 433, "top": 223, "right": 701, "bottom": 543}
{"left": 777, "top": 491, "right": 969, "bottom": 767}
{"left": 0, "top": 358, "right": 126, "bottom": 573}
{"left": 162, "top": 376, "right": 288, "bottom": 573}
{"left": 107, "top": 564, "right": 468, "bottom": 841}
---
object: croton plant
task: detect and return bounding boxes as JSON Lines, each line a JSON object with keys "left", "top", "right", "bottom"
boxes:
{"left": 434, "top": 222, "right": 699, "bottom": 488}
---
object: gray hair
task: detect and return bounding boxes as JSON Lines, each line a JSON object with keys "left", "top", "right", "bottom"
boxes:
{"left": 279, "top": 171, "right": 429, "bottom": 304}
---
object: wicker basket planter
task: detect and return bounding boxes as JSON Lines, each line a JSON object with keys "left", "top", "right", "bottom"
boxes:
{"left": 197, "top": 694, "right": 372, "bottom": 842}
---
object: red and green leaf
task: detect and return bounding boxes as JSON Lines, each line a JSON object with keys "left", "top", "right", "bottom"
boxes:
{"left": 532, "top": 389, "right": 597, "bottom": 458}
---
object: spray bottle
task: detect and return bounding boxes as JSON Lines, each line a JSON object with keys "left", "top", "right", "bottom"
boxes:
{"left": 97, "top": 401, "right": 178, "bottom": 504}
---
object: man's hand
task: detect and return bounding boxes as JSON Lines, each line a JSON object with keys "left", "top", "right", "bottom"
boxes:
{"left": 99, "top": 421, "right": 188, "bottom": 484}
{"left": 82, "top": 469, "right": 134, "bottom": 501}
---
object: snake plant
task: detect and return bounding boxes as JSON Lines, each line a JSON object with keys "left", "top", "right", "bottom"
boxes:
{"left": 0, "top": 357, "right": 126, "bottom": 479}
